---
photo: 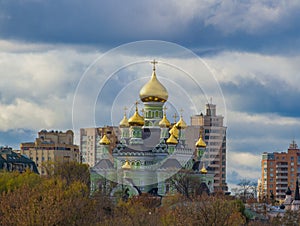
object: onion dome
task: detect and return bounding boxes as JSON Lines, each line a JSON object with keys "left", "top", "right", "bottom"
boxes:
{"left": 169, "top": 125, "right": 179, "bottom": 139}
{"left": 139, "top": 60, "right": 168, "bottom": 103}
{"left": 122, "top": 160, "right": 131, "bottom": 170}
{"left": 128, "top": 104, "right": 144, "bottom": 126}
{"left": 176, "top": 116, "right": 187, "bottom": 129}
{"left": 166, "top": 134, "right": 178, "bottom": 145}
{"left": 196, "top": 136, "right": 206, "bottom": 148}
{"left": 200, "top": 163, "right": 207, "bottom": 174}
{"left": 159, "top": 113, "right": 171, "bottom": 128}
{"left": 119, "top": 113, "right": 129, "bottom": 127}
{"left": 99, "top": 134, "right": 111, "bottom": 145}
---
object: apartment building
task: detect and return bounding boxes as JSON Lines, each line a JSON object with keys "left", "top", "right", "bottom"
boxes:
{"left": 261, "top": 141, "right": 300, "bottom": 200}
{"left": 80, "top": 126, "right": 119, "bottom": 167}
{"left": 20, "top": 130, "right": 79, "bottom": 174}
{"left": 185, "top": 103, "right": 227, "bottom": 191}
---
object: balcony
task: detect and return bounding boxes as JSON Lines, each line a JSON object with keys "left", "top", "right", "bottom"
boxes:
{"left": 277, "top": 181, "right": 288, "bottom": 185}
{"left": 276, "top": 175, "right": 288, "bottom": 179}
{"left": 276, "top": 169, "right": 288, "bottom": 173}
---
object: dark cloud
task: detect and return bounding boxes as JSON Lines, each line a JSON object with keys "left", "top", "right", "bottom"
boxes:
{"left": 221, "top": 77, "right": 300, "bottom": 117}
{"left": 0, "top": 1, "right": 299, "bottom": 54}
{"left": 0, "top": 129, "right": 36, "bottom": 149}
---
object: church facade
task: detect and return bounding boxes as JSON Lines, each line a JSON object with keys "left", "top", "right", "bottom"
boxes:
{"left": 91, "top": 61, "right": 214, "bottom": 196}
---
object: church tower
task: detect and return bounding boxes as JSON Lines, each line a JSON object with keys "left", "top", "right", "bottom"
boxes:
{"left": 139, "top": 60, "right": 168, "bottom": 127}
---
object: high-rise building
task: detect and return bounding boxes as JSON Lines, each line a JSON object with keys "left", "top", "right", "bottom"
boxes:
{"left": 185, "top": 103, "right": 227, "bottom": 191}
{"left": 261, "top": 141, "right": 300, "bottom": 200}
{"left": 80, "top": 126, "right": 119, "bottom": 167}
{"left": 20, "top": 130, "right": 80, "bottom": 175}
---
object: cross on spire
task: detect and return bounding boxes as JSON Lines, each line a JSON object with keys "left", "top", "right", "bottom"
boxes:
{"left": 134, "top": 101, "right": 139, "bottom": 111}
{"left": 123, "top": 106, "right": 128, "bottom": 116}
{"left": 179, "top": 108, "right": 184, "bottom": 117}
{"left": 163, "top": 106, "right": 168, "bottom": 116}
{"left": 150, "top": 59, "right": 158, "bottom": 71}
{"left": 173, "top": 112, "right": 178, "bottom": 123}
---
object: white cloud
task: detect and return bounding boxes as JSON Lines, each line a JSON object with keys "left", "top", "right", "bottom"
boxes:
{"left": 145, "top": 0, "right": 300, "bottom": 34}
{"left": 206, "top": 51, "right": 300, "bottom": 90}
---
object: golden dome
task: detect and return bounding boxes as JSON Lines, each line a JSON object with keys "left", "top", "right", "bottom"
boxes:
{"left": 176, "top": 116, "right": 187, "bottom": 129}
{"left": 195, "top": 131, "right": 206, "bottom": 148}
{"left": 166, "top": 134, "right": 178, "bottom": 145}
{"left": 99, "top": 134, "right": 111, "bottom": 145}
{"left": 159, "top": 114, "right": 171, "bottom": 128}
{"left": 128, "top": 104, "right": 144, "bottom": 126}
{"left": 200, "top": 164, "right": 207, "bottom": 174}
{"left": 119, "top": 113, "right": 129, "bottom": 127}
{"left": 139, "top": 61, "right": 168, "bottom": 103}
{"left": 169, "top": 125, "right": 179, "bottom": 139}
{"left": 196, "top": 137, "right": 206, "bottom": 148}
{"left": 122, "top": 160, "right": 131, "bottom": 170}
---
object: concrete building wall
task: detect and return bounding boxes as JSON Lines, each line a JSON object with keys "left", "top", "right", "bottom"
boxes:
{"left": 80, "top": 126, "right": 119, "bottom": 167}
{"left": 20, "top": 130, "right": 79, "bottom": 175}
{"left": 185, "top": 103, "right": 227, "bottom": 191}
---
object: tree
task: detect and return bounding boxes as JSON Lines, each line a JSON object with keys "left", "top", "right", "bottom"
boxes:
{"left": 167, "top": 169, "right": 208, "bottom": 200}
{"left": 0, "top": 172, "right": 103, "bottom": 226}
{"left": 235, "top": 179, "right": 257, "bottom": 203}
{"left": 42, "top": 161, "right": 90, "bottom": 187}
{"left": 161, "top": 194, "right": 246, "bottom": 226}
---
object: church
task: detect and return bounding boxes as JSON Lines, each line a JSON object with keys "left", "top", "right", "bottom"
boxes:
{"left": 91, "top": 61, "right": 214, "bottom": 197}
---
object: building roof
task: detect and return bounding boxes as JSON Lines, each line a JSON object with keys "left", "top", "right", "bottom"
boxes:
{"left": 0, "top": 147, "right": 39, "bottom": 173}
{"left": 159, "top": 158, "right": 181, "bottom": 169}
{"left": 93, "top": 159, "right": 114, "bottom": 170}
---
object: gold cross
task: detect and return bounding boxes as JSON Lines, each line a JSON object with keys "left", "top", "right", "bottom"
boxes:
{"left": 180, "top": 108, "right": 184, "bottom": 117}
{"left": 135, "top": 101, "right": 139, "bottom": 111}
{"left": 150, "top": 59, "right": 158, "bottom": 71}
{"left": 173, "top": 112, "right": 178, "bottom": 123}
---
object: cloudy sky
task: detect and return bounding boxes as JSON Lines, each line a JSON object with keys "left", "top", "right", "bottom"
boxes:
{"left": 0, "top": 0, "right": 300, "bottom": 188}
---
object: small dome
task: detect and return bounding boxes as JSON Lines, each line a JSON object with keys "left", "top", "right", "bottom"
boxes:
{"left": 169, "top": 125, "right": 179, "bottom": 139}
{"left": 128, "top": 106, "right": 144, "bottom": 126}
{"left": 122, "top": 160, "right": 131, "bottom": 170}
{"left": 166, "top": 134, "right": 178, "bottom": 145}
{"left": 99, "top": 134, "right": 111, "bottom": 145}
{"left": 119, "top": 113, "right": 129, "bottom": 127}
{"left": 200, "top": 164, "right": 207, "bottom": 174}
{"left": 175, "top": 116, "right": 187, "bottom": 129}
{"left": 196, "top": 137, "right": 206, "bottom": 148}
{"left": 139, "top": 65, "right": 168, "bottom": 103}
{"left": 159, "top": 114, "right": 171, "bottom": 128}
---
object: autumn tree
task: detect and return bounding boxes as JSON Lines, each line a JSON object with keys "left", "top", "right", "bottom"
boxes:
{"left": 161, "top": 194, "right": 246, "bottom": 226}
{"left": 42, "top": 161, "right": 90, "bottom": 187}
{"left": 167, "top": 169, "right": 207, "bottom": 200}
